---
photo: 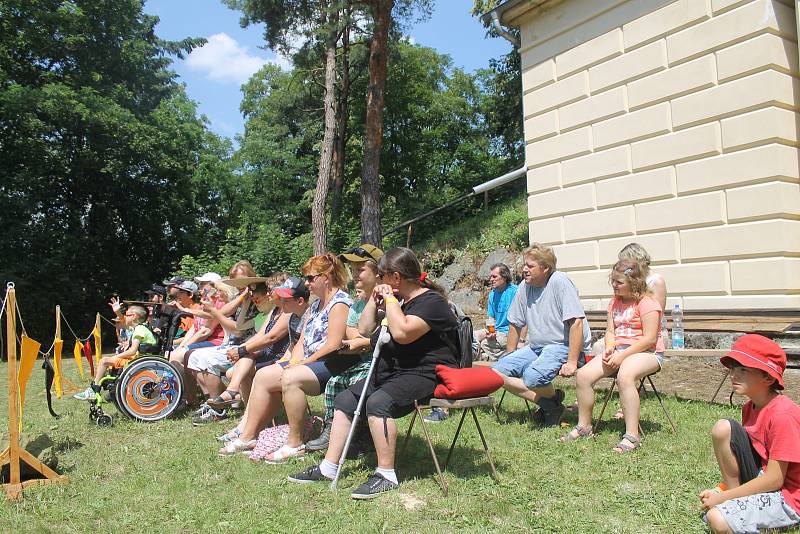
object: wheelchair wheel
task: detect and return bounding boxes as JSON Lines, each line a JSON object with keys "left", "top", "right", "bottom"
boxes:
{"left": 96, "top": 414, "right": 113, "bottom": 427}
{"left": 114, "top": 357, "right": 184, "bottom": 422}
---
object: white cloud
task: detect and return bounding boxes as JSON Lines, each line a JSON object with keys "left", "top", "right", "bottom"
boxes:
{"left": 186, "top": 33, "right": 272, "bottom": 83}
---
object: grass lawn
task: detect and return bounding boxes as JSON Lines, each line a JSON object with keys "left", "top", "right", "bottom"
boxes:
{"left": 0, "top": 359, "right": 763, "bottom": 533}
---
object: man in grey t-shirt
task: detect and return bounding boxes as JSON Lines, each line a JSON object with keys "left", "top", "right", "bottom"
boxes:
{"left": 493, "top": 244, "right": 590, "bottom": 426}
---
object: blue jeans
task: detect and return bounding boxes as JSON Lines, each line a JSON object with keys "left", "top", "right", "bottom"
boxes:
{"left": 493, "top": 344, "right": 571, "bottom": 389}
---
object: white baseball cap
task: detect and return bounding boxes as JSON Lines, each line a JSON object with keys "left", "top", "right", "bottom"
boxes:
{"left": 194, "top": 272, "right": 222, "bottom": 283}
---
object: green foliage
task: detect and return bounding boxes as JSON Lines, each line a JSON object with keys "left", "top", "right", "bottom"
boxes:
{"left": 0, "top": 0, "right": 230, "bottom": 338}
{"left": 404, "top": 192, "right": 529, "bottom": 261}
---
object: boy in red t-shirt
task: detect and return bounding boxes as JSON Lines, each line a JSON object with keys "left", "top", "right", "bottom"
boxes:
{"left": 700, "top": 334, "right": 800, "bottom": 533}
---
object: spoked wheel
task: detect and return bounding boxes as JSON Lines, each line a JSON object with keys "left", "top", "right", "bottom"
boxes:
{"left": 96, "top": 414, "right": 113, "bottom": 427}
{"left": 114, "top": 357, "right": 184, "bottom": 422}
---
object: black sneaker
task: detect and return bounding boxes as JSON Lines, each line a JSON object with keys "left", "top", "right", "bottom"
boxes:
{"left": 306, "top": 420, "right": 331, "bottom": 451}
{"left": 287, "top": 465, "right": 330, "bottom": 484}
{"left": 350, "top": 473, "right": 398, "bottom": 500}
{"left": 533, "top": 389, "right": 566, "bottom": 426}
{"left": 541, "top": 403, "right": 566, "bottom": 427}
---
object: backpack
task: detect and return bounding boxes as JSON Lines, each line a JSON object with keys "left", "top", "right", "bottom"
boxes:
{"left": 440, "top": 301, "right": 474, "bottom": 369}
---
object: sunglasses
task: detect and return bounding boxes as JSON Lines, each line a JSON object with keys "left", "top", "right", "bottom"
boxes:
{"left": 305, "top": 274, "right": 321, "bottom": 282}
{"left": 345, "top": 246, "right": 379, "bottom": 262}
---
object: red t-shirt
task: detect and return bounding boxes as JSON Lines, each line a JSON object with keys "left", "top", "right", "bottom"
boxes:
{"left": 742, "top": 394, "right": 800, "bottom": 513}
{"left": 607, "top": 295, "right": 664, "bottom": 352}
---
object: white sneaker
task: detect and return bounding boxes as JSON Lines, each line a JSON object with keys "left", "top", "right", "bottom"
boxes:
{"left": 73, "top": 386, "right": 95, "bottom": 401}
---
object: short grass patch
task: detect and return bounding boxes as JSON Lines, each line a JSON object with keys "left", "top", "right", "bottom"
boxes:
{"left": 0, "top": 360, "right": 766, "bottom": 532}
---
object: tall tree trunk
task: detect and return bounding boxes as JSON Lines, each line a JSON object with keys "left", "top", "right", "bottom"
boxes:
{"left": 312, "top": 20, "right": 339, "bottom": 255}
{"left": 359, "top": 0, "right": 393, "bottom": 247}
{"left": 330, "top": 4, "right": 350, "bottom": 224}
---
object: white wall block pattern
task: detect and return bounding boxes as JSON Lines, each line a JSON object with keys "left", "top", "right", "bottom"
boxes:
{"left": 529, "top": 218, "right": 563, "bottom": 245}
{"left": 562, "top": 145, "right": 631, "bottom": 186}
{"left": 564, "top": 206, "right": 635, "bottom": 242}
{"left": 524, "top": 71, "right": 589, "bottom": 117}
{"left": 526, "top": 164, "right": 562, "bottom": 194}
{"left": 522, "top": 59, "right": 556, "bottom": 93}
{"left": 716, "top": 33, "right": 799, "bottom": 82}
{"left": 558, "top": 86, "right": 627, "bottom": 131}
{"left": 680, "top": 219, "right": 800, "bottom": 260}
{"left": 510, "top": 0, "right": 800, "bottom": 311}
{"left": 730, "top": 257, "right": 800, "bottom": 293}
{"left": 622, "top": 0, "right": 711, "bottom": 50}
{"left": 525, "top": 111, "right": 559, "bottom": 142}
{"left": 552, "top": 241, "right": 599, "bottom": 270}
{"left": 635, "top": 191, "right": 726, "bottom": 232}
{"left": 657, "top": 262, "right": 730, "bottom": 294}
{"left": 598, "top": 232, "right": 680, "bottom": 266}
{"left": 596, "top": 167, "right": 675, "bottom": 208}
{"left": 671, "top": 70, "right": 799, "bottom": 129}
{"left": 676, "top": 144, "right": 800, "bottom": 194}
{"left": 529, "top": 183, "right": 595, "bottom": 219}
{"left": 627, "top": 54, "right": 716, "bottom": 110}
{"left": 526, "top": 126, "right": 592, "bottom": 168}
{"left": 666, "top": 0, "right": 795, "bottom": 65}
{"left": 592, "top": 102, "right": 671, "bottom": 150}
{"left": 721, "top": 107, "right": 800, "bottom": 151}
{"left": 589, "top": 40, "right": 667, "bottom": 92}
{"left": 631, "top": 122, "right": 721, "bottom": 171}
{"left": 555, "top": 29, "right": 624, "bottom": 78}
{"left": 567, "top": 270, "right": 616, "bottom": 298}
{"left": 726, "top": 182, "right": 800, "bottom": 222}
{"left": 683, "top": 295, "right": 800, "bottom": 310}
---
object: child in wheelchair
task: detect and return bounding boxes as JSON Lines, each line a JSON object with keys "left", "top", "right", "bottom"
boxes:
{"left": 74, "top": 305, "right": 158, "bottom": 401}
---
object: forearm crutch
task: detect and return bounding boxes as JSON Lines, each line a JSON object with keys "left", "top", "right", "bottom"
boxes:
{"left": 331, "top": 321, "right": 391, "bottom": 490}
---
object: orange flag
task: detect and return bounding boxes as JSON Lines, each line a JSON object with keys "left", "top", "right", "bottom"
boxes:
{"left": 53, "top": 338, "right": 64, "bottom": 398}
{"left": 73, "top": 339, "right": 84, "bottom": 379}
{"left": 92, "top": 318, "right": 102, "bottom": 365}
{"left": 18, "top": 334, "right": 41, "bottom": 427}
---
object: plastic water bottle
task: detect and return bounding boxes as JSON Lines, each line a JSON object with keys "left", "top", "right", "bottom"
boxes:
{"left": 671, "top": 304, "right": 685, "bottom": 350}
{"left": 660, "top": 314, "right": 670, "bottom": 350}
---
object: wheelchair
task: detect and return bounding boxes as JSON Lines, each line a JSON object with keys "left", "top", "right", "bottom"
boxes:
{"left": 88, "top": 309, "right": 188, "bottom": 426}
{"left": 88, "top": 356, "right": 185, "bottom": 426}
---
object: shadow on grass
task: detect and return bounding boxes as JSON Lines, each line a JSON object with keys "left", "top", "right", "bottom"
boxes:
{"left": 396, "top": 433, "right": 507, "bottom": 484}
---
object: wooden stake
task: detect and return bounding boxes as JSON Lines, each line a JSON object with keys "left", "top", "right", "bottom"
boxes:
{"left": 1, "top": 284, "right": 68, "bottom": 500}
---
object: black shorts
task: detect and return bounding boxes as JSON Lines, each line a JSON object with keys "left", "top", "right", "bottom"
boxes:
{"left": 334, "top": 369, "right": 437, "bottom": 419}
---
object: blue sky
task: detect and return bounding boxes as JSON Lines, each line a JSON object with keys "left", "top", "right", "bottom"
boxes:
{"left": 143, "top": 1, "right": 512, "bottom": 140}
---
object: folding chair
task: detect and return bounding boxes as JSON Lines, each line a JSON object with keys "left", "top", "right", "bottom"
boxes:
{"left": 496, "top": 389, "right": 533, "bottom": 419}
{"left": 593, "top": 373, "right": 677, "bottom": 434}
{"left": 400, "top": 396, "right": 499, "bottom": 495}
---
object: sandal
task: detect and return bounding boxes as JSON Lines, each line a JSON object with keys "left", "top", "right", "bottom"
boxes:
{"left": 218, "top": 437, "right": 257, "bottom": 456}
{"left": 207, "top": 390, "right": 241, "bottom": 411}
{"left": 613, "top": 433, "right": 641, "bottom": 453}
{"left": 559, "top": 425, "right": 593, "bottom": 442}
{"left": 264, "top": 443, "right": 306, "bottom": 464}
{"left": 216, "top": 427, "right": 242, "bottom": 443}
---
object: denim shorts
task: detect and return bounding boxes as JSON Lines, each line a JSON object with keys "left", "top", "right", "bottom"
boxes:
{"left": 706, "top": 491, "right": 800, "bottom": 534}
{"left": 305, "top": 355, "right": 362, "bottom": 390}
{"left": 492, "top": 344, "right": 572, "bottom": 389}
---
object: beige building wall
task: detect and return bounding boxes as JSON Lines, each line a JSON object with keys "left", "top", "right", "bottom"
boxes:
{"left": 504, "top": 0, "right": 800, "bottom": 311}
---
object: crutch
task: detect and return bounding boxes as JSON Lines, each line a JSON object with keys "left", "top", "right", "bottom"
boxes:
{"left": 331, "top": 320, "right": 391, "bottom": 490}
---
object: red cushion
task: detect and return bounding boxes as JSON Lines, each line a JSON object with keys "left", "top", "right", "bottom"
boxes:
{"left": 433, "top": 365, "right": 504, "bottom": 399}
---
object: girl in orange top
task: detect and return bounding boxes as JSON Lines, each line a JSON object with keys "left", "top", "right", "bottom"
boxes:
{"left": 561, "top": 259, "right": 664, "bottom": 452}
